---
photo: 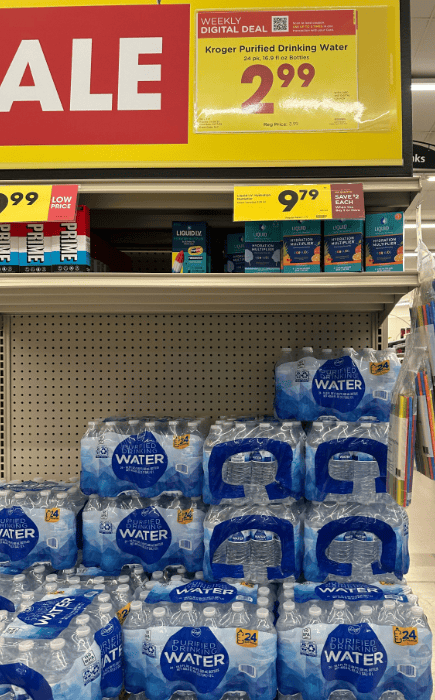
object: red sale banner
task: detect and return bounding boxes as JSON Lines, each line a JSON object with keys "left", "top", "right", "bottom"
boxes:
{"left": 0, "top": 5, "right": 190, "bottom": 146}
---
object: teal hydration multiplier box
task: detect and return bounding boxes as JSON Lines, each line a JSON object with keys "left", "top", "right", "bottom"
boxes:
{"left": 282, "top": 220, "right": 322, "bottom": 273}
{"left": 245, "top": 221, "right": 282, "bottom": 273}
{"left": 365, "top": 212, "right": 404, "bottom": 272}
{"left": 226, "top": 232, "right": 244, "bottom": 272}
{"left": 172, "top": 221, "right": 208, "bottom": 273}
{"left": 324, "top": 220, "right": 363, "bottom": 273}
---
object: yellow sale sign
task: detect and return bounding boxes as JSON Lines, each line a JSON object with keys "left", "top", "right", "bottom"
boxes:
{"left": 195, "top": 9, "right": 358, "bottom": 133}
{"left": 0, "top": 0, "right": 405, "bottom": 171}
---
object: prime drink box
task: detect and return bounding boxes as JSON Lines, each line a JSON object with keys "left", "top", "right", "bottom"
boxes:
{"left": 365, "top": 212, "right": 404, "bottom": 272}
{"left": 244, "top": 221, "right": 282, "bottom": 273}
{"left": 323, "top": 220, "right": 364, "bottom": 272}
{"left": 281, "top": 220, "right": 322, "bottom": 273}
{"left": 0, "top": 224, "right": 19, "bottom": 272}
{"left": 51, "top": 205, "right": 91, "bottom": 272}
{"left": 172, "top": 221, "right": 208, "bottom": 273}
{"left": 17, "top": 222, "right": 55, "bottom": 273}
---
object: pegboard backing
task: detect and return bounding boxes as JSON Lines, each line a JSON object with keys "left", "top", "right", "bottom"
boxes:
{"left": 5, "top": 312, "right": 376, "bottom": 481}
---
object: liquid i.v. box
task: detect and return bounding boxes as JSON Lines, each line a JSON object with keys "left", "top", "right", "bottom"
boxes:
{"left": 282, "top": 220, "right": 322, "bottom": 273}
{"left": 172, "top": 221, "right": 208, "bottom": 273}
{"left": 226, "top": 233, "right": 244, "bottom": 273}
{"left": 324, "top": 220, "right": 363, "bottom": 273}
{"left": 365, "top": 212, "right": 404, "bottom": 272}
{"left": 244, "top": 221, "right": 282, "bottom": 273}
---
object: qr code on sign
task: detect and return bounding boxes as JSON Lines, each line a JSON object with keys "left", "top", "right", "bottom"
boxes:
{"left": 272, "top": 15, "right": 288, "bottom": 32}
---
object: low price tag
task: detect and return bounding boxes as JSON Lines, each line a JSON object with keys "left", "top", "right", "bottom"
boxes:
{"left": 0, "top": 185, "right": 78, "bottom": 223}
{"left": 234, "top": 183, "right": 364, "bottom": 221}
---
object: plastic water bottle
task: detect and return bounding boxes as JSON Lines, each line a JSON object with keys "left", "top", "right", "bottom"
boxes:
{"left": 171, "top": 601, "right": 198, "bottom": 626}
{"left": 276, "top": 600, "right": 302, "bottom": 629}
{"left": 358, "top": 604, "right": 374, "bottom": 623}
{"left": 379, "top": 692, "right": 406, "bottom": 700}
{"left": 406, "top": 605, "right": 427, "bottom": 627}
{"left": 226, "top": 530, "right": 251, "bottom": 565}
{"left": 220, "top": 601, "right": 251, "bottom": 627}
{"left": 250, "top": 530, "right": 278, "bottom": 567}
{"left": 201, "top": 605, "right": 220, "bottom": 628}
{"left": 377, "top": 599, "right": 403, "bottom": 625}
{"left": 41, "top": 639, "right": 69, "bottom": 685}
{"left": 326, "top": 600, "right": 353, "bottom": 624}
{"left": 328, "top": 691, "right": 357, "bottom": 700}
{"left": 352, "top": 532, "right": 381, "bottom": 573}
{"left": 251, "top": 423, "right": 278, "bottom": 486}
{"left": 327, "top": 534, "right": 353, "bottom": 564}
{"left": 307, "top": 604, "right": 323, "bottom": 625}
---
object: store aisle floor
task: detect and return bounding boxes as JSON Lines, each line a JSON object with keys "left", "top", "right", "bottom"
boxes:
{"left": 407, "top": 471, "right": 435, "bottom": 686}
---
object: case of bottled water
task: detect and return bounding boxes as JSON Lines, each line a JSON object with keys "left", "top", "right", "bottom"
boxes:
{"left": 274, "top": 348, "right": 401, "bottom": 422}
{"left": 0, "top": 582, "right": 125, "bottom": 700}
{"left": 203, "top": 419, "right": 305, "bottom": 504}
{"left": 305, "top": 419, "right": 389, "bottom": 503}
{"left": 203, "top": 501, "right": 303, "bottom": 583}
{"left": 0, "top": 481, "right": 86, "bottom": 573}
{"left": 303, "top": 499, "right": 410, "bottom": 582}
{"left": 82, "top": 492, "right": 206, "bottom": 574}
{"left": 276, "top": 595, "right": 432, "bottom": 700}
{"left": 123, "top": 600, "right": 277, "bottom": 700}
{"left": 81, "top": 417, "right": 207, "bottom": 498}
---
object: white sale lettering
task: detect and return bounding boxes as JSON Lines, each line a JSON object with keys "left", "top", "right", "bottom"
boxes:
{"left": 0, "top": 37, "right": 163, "bottom": 112}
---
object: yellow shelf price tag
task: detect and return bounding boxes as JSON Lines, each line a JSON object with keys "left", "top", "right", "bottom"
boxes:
{"left": 0, "top": 186, "right": 51, "bottom": 223}
{"left": 234, "top": 183, "right": 364, "bottom": 221}
{"left": 0, "top": 185, "right": 78, "bottom": 223}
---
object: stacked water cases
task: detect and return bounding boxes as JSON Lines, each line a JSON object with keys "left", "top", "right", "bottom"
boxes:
{"left": 202, "top": 418, "right": 305, "bottom": 582}
{"left": 81, "top": 417, "right": 206, "bottom": 498}
{"left": 277, "top": 582, "right": 432, "bottom": 700}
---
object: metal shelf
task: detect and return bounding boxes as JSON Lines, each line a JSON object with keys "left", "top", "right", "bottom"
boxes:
{"left": 0, "top": 272, "right": 418, "bottom": 319}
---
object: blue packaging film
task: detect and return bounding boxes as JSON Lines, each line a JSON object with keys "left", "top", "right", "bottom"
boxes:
{"left": 277, "top": 616, "right": 432, "bottom": 700}
{"left": 203, "top": 437, "right": 304, "bottom": 505}
{"left": 142, "top": 579, "right": 261, "bottom": 605}
{"left": 294, "top": 581, "right": 412, "bottom": 604}
{"left": 274, "top": 348, "right": 401, "bottom": 422}
{"left": 81, "top": 424, "right": 204, "bottom": 498}
{"left": 0, "top": 588, "right": 123, "bottom": 700}
{"left": 303, "top": 501, "right": 410, "bottom": 582}
{"left": 0, "top": 502, "right": 80, "bottom": 572}
{"left": 123, "top": 622, "right": 277, "bottom": 700}
{"left": 304, "top": 421, "right": 389, "bottom": 503}
{"left": 82, "top": 494, "right": 205, "bottom": 574}
{"left": 203, "top": 502, "right": 303, "bottom": 582}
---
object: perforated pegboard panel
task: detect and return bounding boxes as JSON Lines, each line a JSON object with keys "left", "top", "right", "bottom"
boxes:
{"left": 5, "top": 312, "right": 376, "bottom": 481}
